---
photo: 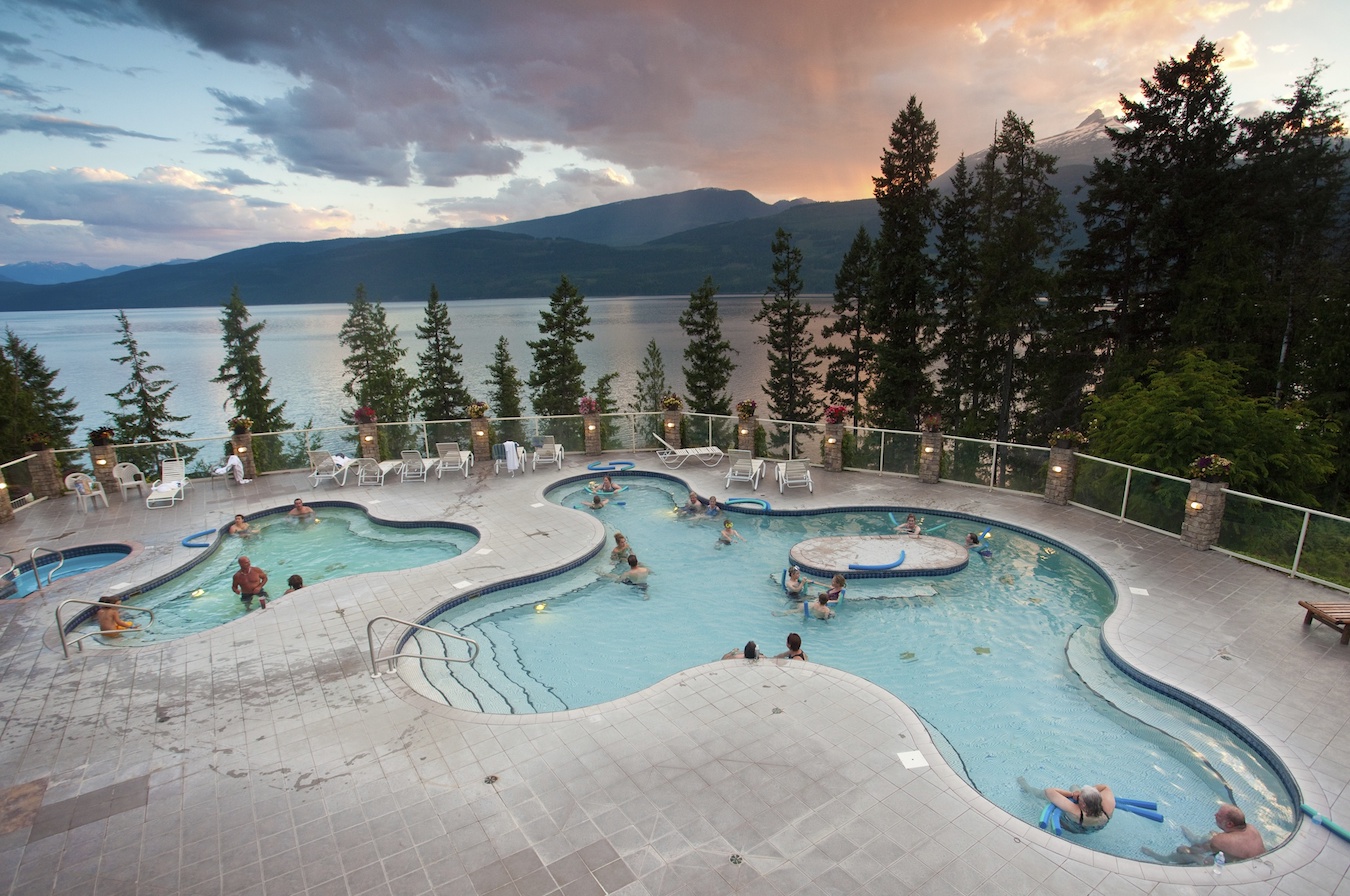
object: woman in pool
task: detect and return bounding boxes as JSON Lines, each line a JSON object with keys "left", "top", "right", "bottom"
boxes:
{"left": 820, "top": 573, "right": 846, "bottom": 602}
{"left": 966, "top": 532, "right": 993, "bottom": 559}
{"left": 611, "top": 532, "right": 632, "bottom": 562}
{"left": 1020, "top": 778, "right": 1115, "bottom": 832}
{"left": 783, "top": 565, "right": 817, "bottom": 596}
{"left": 596, "top": 475, "right": 619, "bottom": 494}
{"left": 896, "top": 513, "right": 920, "bottom": 536}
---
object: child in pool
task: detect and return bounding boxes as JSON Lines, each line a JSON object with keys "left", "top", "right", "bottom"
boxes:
{"left": 717, "top": 519, "right": 745, "bottom": 546}
{"left": 811, "top": 593, "right": 836, "bottom": 620}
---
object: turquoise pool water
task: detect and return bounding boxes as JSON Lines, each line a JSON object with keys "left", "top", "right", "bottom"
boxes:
{"left": 80, "top": 505, "right": 477, "bottom": 643}
{"left": 414, "top": 479, "right": 1295, "bottom": 863}
{"left": 3, "top": 547, "right": 132, "bottom": 599}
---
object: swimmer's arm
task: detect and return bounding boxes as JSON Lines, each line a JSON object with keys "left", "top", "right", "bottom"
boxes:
{"left": 1045, "top": 789, "right": 1081, "bottom": 814}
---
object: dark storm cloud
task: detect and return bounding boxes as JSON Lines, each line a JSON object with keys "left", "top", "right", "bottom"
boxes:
{"left": 0, "top": 111, "right": 171, "bottom": 145}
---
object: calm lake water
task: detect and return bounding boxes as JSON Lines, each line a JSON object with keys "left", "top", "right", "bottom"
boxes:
{"left": 1, "top": 295, "right": 810, "bottom": 437}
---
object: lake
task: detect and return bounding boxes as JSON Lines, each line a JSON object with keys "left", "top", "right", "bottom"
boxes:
{"left": 1, "top": 294, "right": 818, "bottom": 437}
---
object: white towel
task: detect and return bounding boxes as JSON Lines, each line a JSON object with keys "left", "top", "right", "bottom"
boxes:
{"left": 503, "top": 441, "right": 519, "bottom": 471}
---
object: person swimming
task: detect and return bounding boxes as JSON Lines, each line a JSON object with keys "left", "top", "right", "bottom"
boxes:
{"left": 717, "top": 519, "right": 745, "bottom": 547}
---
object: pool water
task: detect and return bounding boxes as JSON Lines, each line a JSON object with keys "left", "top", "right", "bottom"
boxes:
{"left": 414, "top": 480, "right": 1295, "bottom": 863}
{"left": 94, "top": 507, "right": 476, "bottom": 643}
{"left": 3, "top": 548, "right": 131, "bottom": 599}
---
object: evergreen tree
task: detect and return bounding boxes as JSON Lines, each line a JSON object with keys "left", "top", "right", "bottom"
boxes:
{"left": 591, "top": 370, "right": 621, "bottom": 445}
{"left": 486, "top": 336, "right": 526, "bottom": 443}
{"left": 820, "top": 226, "right": 874, "bottom": 425}
{"left": 213, "top": 286, "right": 291, "bottom": 464}
{"left": 972, "top": 111, "right": 1068, "bottom": 444}
{"left": 867, "top": 95, "right": 940, "bottom": 429}
{"left": 632, "top": 340, "right": 668, "bottom": 413}
{"left": 679, "top": 276, "right": 736, "bottom": 416}
{"left": 338, "top": 284, "right": 411, "bottom": 421}
{"left": 753, "top": 228, "right": 821, "bottom": 439}
{"left": 527, "top": 274, "right": 593, "bottom": 417}
{"left": 0, "top": 329, "right": 81, "bottom": 460}
{"left": 107, "top": 310, "right": 194, "bottom": 464}
{"left": 932, "top": 156, "right": 987, "bottom": 435}
{"left": 413, "top": 283, "right": 472, "bottom": 420}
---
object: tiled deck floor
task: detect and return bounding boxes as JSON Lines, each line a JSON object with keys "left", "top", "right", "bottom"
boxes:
{"left": 1, "top": 457, "right": 1349, "bottom": 895}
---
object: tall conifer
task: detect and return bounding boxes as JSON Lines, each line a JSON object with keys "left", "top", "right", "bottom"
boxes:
{"left": 527, "top": 275, "right": 593, "bottom": 417}
{"left": 414, "top": 283, "right": 472, "bottom": 420}
{"left": 679, "top": 276, "right": 736, "bottom": 416}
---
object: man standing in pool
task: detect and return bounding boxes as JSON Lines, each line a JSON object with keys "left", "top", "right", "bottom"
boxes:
{"left": 232, "top": 556, "right": 269, "bottom": 610}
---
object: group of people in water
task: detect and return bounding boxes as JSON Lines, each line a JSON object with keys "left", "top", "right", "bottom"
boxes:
{"left": 722, "top": 631, "right": 808, "bottom": 662}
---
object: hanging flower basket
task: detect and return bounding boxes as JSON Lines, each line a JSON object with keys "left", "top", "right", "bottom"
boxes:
{"left": 660, "top": 394, "right": 684, "bottom": 411}
{"left": 1187, "top": 454, "right": 1233, "bottom": 482}
{"left": 229, "top": 415, "right": 253, "bottom": 434}
{"left": 578, "top": 396, "right": 601, "bottom": 415}
{"left": 736, "top": 399, "right": 757, "bottom": 419}
{"left": 824, "top": 405, "right": 847, "bottom": 425}
{"left": 1048, "top": 428, "right": 1087, "bottom": 448}
{"left": 353, "top": 406, "right": 378, "bottom": 425}
{"left": 466, "top": 400, "right": 489, "bottom": 419}
{"left": 89, "top": 427, "right": 115, "bottom": 447}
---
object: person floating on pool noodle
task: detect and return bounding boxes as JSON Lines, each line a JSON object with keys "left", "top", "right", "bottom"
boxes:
{"left": 596, "top": 475, "right": 619, "bottom": 493}
{"left": 896, "top": 513, "right": 920, "bottom": 537}
{"left": 779, "top": 565, "right": 819, "bottom": 596}
{"left": 717, "top": 519, "right": 745, "bottom": 547}
{"left": 1142, "top": 804, "right": 1265, "bottom": 864}
{"left": 819, "top": 573, "right": 846, "bottom": 603}
{"left": 810, "top": 593, "right": 836, "bottom": 621}
{"left": 1018, "top": 777, "right": 1114, "bottom": 833}
{"left": 588, "top": 495, "right": 609, "bottom": 510}
{"left": 966, "top": 532, "right": 993, "bottom": 560}
{"left": 610, "top": 532, "right": 632, "bottom": 563}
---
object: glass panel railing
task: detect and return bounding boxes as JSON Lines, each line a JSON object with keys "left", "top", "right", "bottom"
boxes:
{"left": 845, "top": 427, "right": 883, "bottom": 472}
{"left": 881, "top": 432, "right": 921, "bottom": 476}
{"left": 1218, "top": 493, "right": 1304, "bottom": 570}
{"left": 1072, "top": 456, "right": 1128, "bottom": 517}
{"left": 994, "top": 444, "right": 1051, "bottom": 494}
{"left": 1297, "top": 514, "right": 1350, "bottom": 589}
{"left": 947, "top": 438, "right": 992, "bottom": 486}
{"left": 1123, "top": 470, "right": 1188, "bottom": 535}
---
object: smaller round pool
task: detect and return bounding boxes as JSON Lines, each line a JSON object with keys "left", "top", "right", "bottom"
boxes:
{"left": 3, "top": 545, "right": 132, "bottom": 600}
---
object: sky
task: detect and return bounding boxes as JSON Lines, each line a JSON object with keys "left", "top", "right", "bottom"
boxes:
{"left": 0, "top": 0, "right": 1344, "bottom": 269}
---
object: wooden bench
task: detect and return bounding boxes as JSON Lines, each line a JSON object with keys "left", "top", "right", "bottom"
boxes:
{"left": 1299, "top": 601, "right": 1350, "bottom": 644}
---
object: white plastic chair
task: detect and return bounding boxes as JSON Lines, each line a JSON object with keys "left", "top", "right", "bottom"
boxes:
{"left": 65, "top": 472, "right": 109, "bottom": 511}
{"left": 111, "top": 462, "right": 147, "bottom": 499}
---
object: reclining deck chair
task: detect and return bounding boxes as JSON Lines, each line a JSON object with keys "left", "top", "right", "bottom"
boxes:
{"left": 435, "top": 442, "right": 473, "bottom": 479}
{"left": 146, "top": 459, "right": 188, "bottom": 508}
{"left": 531, "top": 435, "right": 564, "bottom": 471}
{"left": 724, "top": 448, "right": 765, "bottom": 490}
{"left": 492, "top": 441, "right": 526, "bottom": 476}
{"left": 354, "top": 456, "right": 402, "bottom": 486}
{"left": 400, "top": 450, "right": 433, "bottom": 483}
{"left": 777, "top": 458, "right": 814, "bottom": 494}
{"left": 652, "top": 433, "right": 724, "bottom": 468}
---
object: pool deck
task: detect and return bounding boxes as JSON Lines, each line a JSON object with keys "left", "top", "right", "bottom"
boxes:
{"left": 1, "top": 456, "right": 1348, "bottom": 896}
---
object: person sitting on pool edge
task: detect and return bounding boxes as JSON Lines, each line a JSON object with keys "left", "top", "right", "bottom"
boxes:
{"left": 95, "top": 595, "right": 136, "bottom": 637}
{"left": 722, "top": 641, "right": 758, "bottom": 660}
{"left": 775, "top": 632, "right": 807, "bottom": 661}
{"left": 1019, "top": 777, "right": 1115, "bottom": 833}
{"left": 1142, "top": 803, "right": 1265, "bottom": 864}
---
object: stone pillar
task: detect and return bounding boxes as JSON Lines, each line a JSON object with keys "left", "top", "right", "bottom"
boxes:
{"left": 583, "top": 415, "right": 602, "bottom": 456}
{"left": 1181, "top": 479, "right": 1228, "bottom": 551}
{"left": 919, "top": 431, "right": 942, "bottom": 484}
{"left": 737, "top": 417, "right": 756, "bottom": 452}
{"left": 1043, "top": 446, "right": 1078, "bottom": 506}
{"left": 357, "top": 422, "right": 379, "bottom": 459}
{"left": 231, "top": 431, "right": 257, "bottom": 480}
{"left": 0, "top": 470, "right": 14, "bottom": 524}
{"left": 30, "top": 448, "right": 62, "bottom": 499}
{"left": 88, "top": 444, "right": 117, "bottom": 492}
{"left": 470, "top": 420, "right": 491, "bottom": 462}
{"left": 661, "top": 410, "right": 683, "bottom": 449}
{"left": 823, "top": 422, "right": 844, "bottom": 472}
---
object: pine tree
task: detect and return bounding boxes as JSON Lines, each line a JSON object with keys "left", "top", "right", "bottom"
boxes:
{"left": 932, "top": 156, "right": 987, "bottom": 434}
{"left": 338, "top": 284, "right": 411, "bottom": 421}
{"left": 107, "top": 310, "right": 194, "bottom": 465}
{"left": 0, "top": 329, "right": 81, "bottom": 459}
{"left": 867, "top": 95, "right": 940, "bottom": 429}
{"left": 679, "top": 276, "right": 736, "bottom": 416}
{"left": 413, "top": 283, "right": 472, "bottom": 420}
{"left": 632, "top": 340, "right": 668, "bottom": 413}
{"left": 820, "top": 226, "right": 874, "bottom": 425}
{"left": 486, "top": 335, "right": 526, "bottom": 443}
{"left": 213, "top": 286, "right": 291, "bottom": 470}
{"left": 753, "top": 228, "right": 821, "bottom": 442}
{"left": 527, "top": 275, "right": 593, "bottom": 417}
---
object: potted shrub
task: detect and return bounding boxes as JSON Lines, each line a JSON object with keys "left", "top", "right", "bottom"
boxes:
{"left": 466, "top": 400, "right": 489, "bottom": 419}
{"left": 824, "top": 405, "right": 847, "bottom": 425}
{"left": 919, "top": 414, "right": 942, "bottom": 433}
{"left": 1187, "top": 454, "right": 1233, "bottom": 482}
{"left": 229, "top": 415, "right": 253, "bottom": 435}
{"left": 24, "top": 431, "right": 51, "bottom": 452}
{"left": 90, "top": 427, "right": 115, "bottom": 446}
{"left": 1048, "top": 428, "right": 1087, "bottom": 449}
{"left": 578, "top": 396, "right": 601, "bottom": 415}
{"left": 736, "top": 399, "right": 757, "bottom": 420}
{"left": 660, "top": 394, "right": 684, "bottom": 411}
{"left": 353, "top": 406, "right": 377, "bottom": 425}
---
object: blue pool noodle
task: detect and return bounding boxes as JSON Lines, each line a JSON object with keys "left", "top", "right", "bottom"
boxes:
{"left": 1115, "top": 797, "right": 1158, "bottom": 811}
{"left": 1302, "top": 803, "right": 1350, "bottom": 843}
{"left": 848, "top": 550, "right": 905, "bottom": 571}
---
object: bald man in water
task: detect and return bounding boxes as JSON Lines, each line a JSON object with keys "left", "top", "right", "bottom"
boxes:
{"left": 231, "top": 556, "right": 269, "bottom": 610}
{"left": 1143, "top": 803, "right": 1264, "bottom": 863}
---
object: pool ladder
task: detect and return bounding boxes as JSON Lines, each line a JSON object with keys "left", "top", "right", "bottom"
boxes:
{"left": 0, "top": 546, "right": 64, "bottom": 595}
{"left": 367, "top": 615, "right": 478, "bottom": 678}
{"left": 55, "top": 597, "right": 156, "bottom": 658}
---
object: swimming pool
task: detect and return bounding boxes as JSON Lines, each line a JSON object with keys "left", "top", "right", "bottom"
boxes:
{"left": 70, "top": 504, "right": 478, "bottom": 643}
{"left": 409, "top": 478, "right": 1296, "bottom": 863}
{"left": 2, "top": 545, "right": 132, "bottom": 599}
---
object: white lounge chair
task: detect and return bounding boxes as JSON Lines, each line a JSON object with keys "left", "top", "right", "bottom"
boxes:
{"left": 308, "top": 450, "right": 355, "bottom": 487}
{"left": 65, "top": 472, "right": 109, "bottom": 511}
{"left": 400, "top": 450, "right": 433, "bottom": 483}
{"left": 435, "top": 442, "right": 473, "bottom": 479}
{"left": 777, "top": 458, "right": 814, "bottom": 493}
{"left": 725, "top": 448, "right": 764, "bottom": 490}
{"left": 531, "top": 435, "right": 564, "bottom": 471}
{"left": 111, "top": 462, "right": 147, "bottom": 500}
{"left": 146, "top": 459, "right": 187, "bottom": 508}
{"left": 492, "top": 441, "right": 526, "bottom": 476}
{"left": 354, "top": 456, "right": 402, "bottom": 486}
{"left": 652, "top": 433, "right": 724, "bottom": 468}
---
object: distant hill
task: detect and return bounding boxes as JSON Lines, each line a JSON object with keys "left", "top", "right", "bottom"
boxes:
{"left": 0, "top": 116, "right": 1116, "bottom": 312}
{"left": 0, "top": 260, "right": 139, "bottom": 285}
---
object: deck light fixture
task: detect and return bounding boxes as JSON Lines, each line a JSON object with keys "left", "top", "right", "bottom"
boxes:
{"left": 1189, "top": 501, "right": 1204, "bottom": 511}
{"left": 1051, "top": 465, "right": 1062, "bottom": 474}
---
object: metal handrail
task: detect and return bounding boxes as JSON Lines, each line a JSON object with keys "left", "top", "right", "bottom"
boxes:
{"left": 0, "top": 552, "right": 14, "bottom": 578}
{"left": 28, "top": 545, "right": 63, "bottom": 591}
{"left": 367, "top": 615, "right": 478, "bottom": 678}
{"left": 55, "top": 598, "right": 155, "bottom": 658}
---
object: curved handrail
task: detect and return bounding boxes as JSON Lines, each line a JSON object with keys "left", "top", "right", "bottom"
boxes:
{"left": 29, "top": 545, "right": 63, "bottom": 590}
{"left": 366, "top": 614, "right": 478, "bottom": 679}
{"left": 0, "top": 552, "right": 14, "bottom": 578}
{"left": 55, "top": 597, "right": 155, "bottom": 659}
